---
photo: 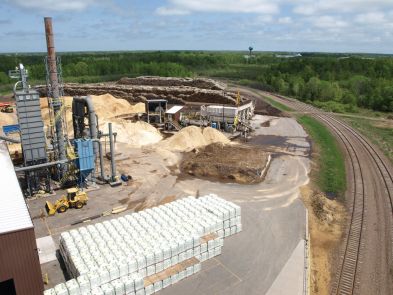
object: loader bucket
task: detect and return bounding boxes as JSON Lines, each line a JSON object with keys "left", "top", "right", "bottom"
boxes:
{"left": 45, "top": 201, "right": 56, "bottom": 216}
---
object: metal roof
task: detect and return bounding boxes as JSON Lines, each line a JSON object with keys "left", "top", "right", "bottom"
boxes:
{"left": 0, "top": 141, "right": 33, "bottom": 234}
{"left": 166, "top": 105, "right": 184, "bottom": 114}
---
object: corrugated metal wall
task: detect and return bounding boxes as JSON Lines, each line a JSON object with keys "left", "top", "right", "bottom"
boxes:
{"left": 0, "top": 228, "right": 44, "bottom": 295}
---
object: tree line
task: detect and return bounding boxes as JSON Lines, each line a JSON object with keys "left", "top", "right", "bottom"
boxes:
{"left": 0, "top": 51, "right": 392, "bottom": 112}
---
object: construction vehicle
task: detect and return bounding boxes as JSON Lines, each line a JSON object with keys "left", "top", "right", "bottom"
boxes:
{"left": 0, "top": 103, "right": 13, "bottom": 113}
{"left": 45, "top": 188, "right": 88, "bottom": 216}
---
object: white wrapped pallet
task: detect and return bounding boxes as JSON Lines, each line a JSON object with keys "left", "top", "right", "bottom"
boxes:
{"left": 186, "top": 266, "right": 193, "bottom": 277}
{"left": 133, "top": 274, "right": 144, "bottom": 291}
{"left": 153, "top": 280, "right": 162, "bottom": 292}
{"left": 120, "top": 275, "right": 135, "bottom": 294}
{"left": 178, "top": 270, "right": 186, "bottom": 281}
{"left": 77, "top": 275, "right": 90, "bottom": 294}
{"left": 100, "top": 283, "right": 115, "bottom": 295}
{"left": 108, "top": 263, "right": 120, "bottom": 281}
{"left": 87, "top": 271, "right": 100, "bottom": 289}
{"left": 146, "top": 265, "right": 155, "bottom": 276}
{"left": 55, "top": 283, "right": 69, "bottom": 295}
{"left": 128, "top": 257, "right": 138, "bottom": 274}
{"left": 193, "top": 263, "right": 201, "bottom": 274}
{"left": 162, "top": 277, "right": 171, "bottom": 289}
{"left": 90, "top": 287, "right": 105, "bottom": 295}
{"left": 111, "top": 279, "right": 125, "bottom": 295}
{"left": 44, "top": 288, "right": 56, "bottom": 295}
{"left": 139, "top": 267, "right": 147, "bottom": 277}
{"left": 144, "top": 284, "right": 154, "bottom": 295}
{"left": 170, "top": 273, "right": 179, "bottom": 285}
{"left": 57, "top": 194, "right": 242, "bottom": 295}
{"left": 66, "top": 279, "right": 80, "bottom": 295}
{"left": 98, "top": 267, "right": 110, "bottom": 285}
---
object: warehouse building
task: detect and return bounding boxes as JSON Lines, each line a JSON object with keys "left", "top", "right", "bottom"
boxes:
{"left": 0, "top": 141, "right": 43, "bottom": 295}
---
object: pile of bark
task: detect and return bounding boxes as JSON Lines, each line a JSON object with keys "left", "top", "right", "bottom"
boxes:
{"left": 35, "top": 77, "right": 238, "bottom": 106}
{"left": 117, "top": 76, "right": 225, "bottom": 90}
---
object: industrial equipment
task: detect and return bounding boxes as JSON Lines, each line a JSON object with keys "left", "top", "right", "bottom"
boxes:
{"left": 73, "top": 138, "right": 95, "bottom": 186}
{"left": 7, "top": 17, "right": 118, "bottom": 197}
{"left": 45, "top": 188, "right": 88, "bottom": 215}
{"left": 0, "top": 103, "right": 13, "bottom": 113}
{"left": 9, "top": 64, "right": 51, "bottom": 194}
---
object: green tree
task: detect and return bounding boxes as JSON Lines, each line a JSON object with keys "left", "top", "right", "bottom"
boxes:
{"left": 74, "top": 62, "right": 89, "bottom": 76}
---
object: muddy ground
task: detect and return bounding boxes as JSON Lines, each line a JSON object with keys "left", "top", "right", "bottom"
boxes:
{"left": 180, "top": 143, "right": 270, "bottom": 184}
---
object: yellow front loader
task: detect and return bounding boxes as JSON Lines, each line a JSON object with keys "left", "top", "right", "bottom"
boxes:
{"left": 45, "top": 188, "right": 88, "bottom": 216}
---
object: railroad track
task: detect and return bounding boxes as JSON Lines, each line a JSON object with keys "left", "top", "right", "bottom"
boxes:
{"left": 260, "top": 92, "right": 393, "bottom": 295}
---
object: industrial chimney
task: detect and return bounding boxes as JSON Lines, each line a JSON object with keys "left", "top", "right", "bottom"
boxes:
{"left": 44, "top": 17, "right": 66, "bottom": 163}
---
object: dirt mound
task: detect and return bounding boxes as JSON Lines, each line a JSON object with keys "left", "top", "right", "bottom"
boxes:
{"left": 100, "top": 120, "right": 162, "bottom": 146}
{"left": 254, "top": 98, "right": 286, "bottom": 117}
{"left": 180, "top": 143, "right": 270, "bottom": 184}
{"left": 160, "top": 126, "right": 230, "bottom": 152}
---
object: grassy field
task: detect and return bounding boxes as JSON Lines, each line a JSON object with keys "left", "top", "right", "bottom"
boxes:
{"left": 340, "top": 116, "right": 393, "bottom": 163}
{"left": 297, "top": 115, "right": 346, "bottom": 198}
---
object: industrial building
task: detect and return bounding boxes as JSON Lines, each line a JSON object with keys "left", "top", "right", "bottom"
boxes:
{"left": 3, "top": 18, "right": 119, "bottom": 197}
{"left": 0, "top": 141, "right": 43, "bottom": 295}
{"left": 0, "top": 15, "right": 305, "bottom": 295}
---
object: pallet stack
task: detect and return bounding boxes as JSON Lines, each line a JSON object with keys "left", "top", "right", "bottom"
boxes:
{"left": 45, "top": 194, "right": 242, "bottom": 295}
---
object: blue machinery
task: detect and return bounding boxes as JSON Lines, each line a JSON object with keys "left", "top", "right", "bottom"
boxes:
{"left": 2, "top": 124, "right": 20, "bottom": 135}
{"left": 74, "top": 139, "right": 95, "bottom": 186}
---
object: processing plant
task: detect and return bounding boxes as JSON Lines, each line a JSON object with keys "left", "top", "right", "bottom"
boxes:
{"left": 6, "top": 17, "right": 119, "bottom": 197}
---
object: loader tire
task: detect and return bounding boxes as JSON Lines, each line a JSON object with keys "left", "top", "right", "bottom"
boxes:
{"left": 58, "top": 206, "right": 67, "bottom": 213}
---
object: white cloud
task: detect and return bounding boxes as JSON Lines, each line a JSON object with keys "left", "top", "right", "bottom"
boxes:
{"left": 293, "top": 5, "right": 316, "bottom": 16}
{"left": 8, "top": 0, "right": 97, "bottom": 11}
{"left": 255, "top": 15, "right": 274, "bottom": 23}
{"left": 355, "top": 12, "right": 386, "bottom": 24}
{"left": 156, "top": 0, "right": 279, "bottom": 16}
{"left": 156, "top": 7, "right": 189, "bottom": 16}
{"left": 312, "top": 16, "right": 348, "bottom": 29}
{"left": 278, "top": 17, "right": 292, "bottom": 24}
{"left": 293, "top": 0, "right": 393, "bottom": 15}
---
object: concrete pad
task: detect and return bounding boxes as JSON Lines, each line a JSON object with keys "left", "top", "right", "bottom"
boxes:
{"left": 34, "top": 114, "right": 310, "bottom": 292}
{"left": 36, "top": 236, "right": 57, "bottom": 264}
{"left": 266, "top": 239, "right": 305, "bottom": 295}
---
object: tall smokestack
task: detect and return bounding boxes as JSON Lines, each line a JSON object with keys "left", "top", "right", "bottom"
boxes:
{"left": 44, "top": 17, "right": 66, "bottom": 162}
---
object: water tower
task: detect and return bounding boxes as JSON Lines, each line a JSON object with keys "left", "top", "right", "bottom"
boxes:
{"left": 248, "top": 46, "right": 253, "bottom": 58}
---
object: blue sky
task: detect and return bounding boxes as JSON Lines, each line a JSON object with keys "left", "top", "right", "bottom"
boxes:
{"left": 1, "top": 0, "right": 393, "bottom": 53}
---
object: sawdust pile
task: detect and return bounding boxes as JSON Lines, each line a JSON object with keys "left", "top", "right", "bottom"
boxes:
{"left": 0, "top": 112, "right": 17, "bottom": 130}
{"left": 90, "top": 94, "right": 145, "bottom": 118}
{"left": 180, "top": 143, "right": 270, "bottom": 184}
{"left": 300, "top": 186, "right": 346, "bottom": 295}
{"left": 39, "top": 94, "right": 145, "bottom": 135}
{"left": 40, "top": 96, "right": 73, "bottom": 131}
{"left": 100, "top": 120, "right": 162, "bottom": 146}
{"left": 160, "top": 126, "right": 230, "bottom": 152}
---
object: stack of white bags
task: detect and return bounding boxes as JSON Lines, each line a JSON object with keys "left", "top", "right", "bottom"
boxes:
{"left": 44, "top": 194, "right": 242, "bottom": 295}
